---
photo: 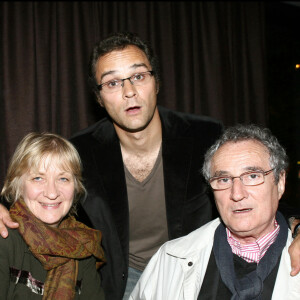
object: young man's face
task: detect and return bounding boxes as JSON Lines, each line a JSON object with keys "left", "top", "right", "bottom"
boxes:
{"left": 95, "top": 45, "right": 158, "bottom": 133}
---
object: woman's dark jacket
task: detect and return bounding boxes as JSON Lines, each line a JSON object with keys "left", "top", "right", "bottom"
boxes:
{"left": 0, "top": 228, "right": 105, "bottom": 299}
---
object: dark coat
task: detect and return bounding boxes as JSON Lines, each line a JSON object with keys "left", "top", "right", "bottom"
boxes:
{"left": 0, "top": 228, "right": 105, "bottom": 299}
{"left": 70, "top": 106, "right": 223, "bottom": 300}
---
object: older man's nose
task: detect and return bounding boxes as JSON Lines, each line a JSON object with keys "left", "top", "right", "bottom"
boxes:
{"left": 230, "top": 178, "right": 248, "bottom": 201}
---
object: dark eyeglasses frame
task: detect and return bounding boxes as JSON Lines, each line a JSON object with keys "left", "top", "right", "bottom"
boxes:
{"left": 97, "top": 70, "right": 154, "bottom": 91}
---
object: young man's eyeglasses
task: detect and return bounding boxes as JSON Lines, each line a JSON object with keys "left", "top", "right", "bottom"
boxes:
{"left": 97, "top": 71, "right": 154, "bottom": 93}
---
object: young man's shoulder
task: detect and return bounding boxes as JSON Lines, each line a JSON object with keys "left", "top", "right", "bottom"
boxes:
{"left": 69, "top": 116, "right": 115, "bottom": 148}
{"left": 159, "top": 105, "right": 222, "bottom": 125}
{"left": 70, "top": 118, "right": 107, "bottom": 140}
{"left": 158, "top": 106, "right": 223, "bottom": 139}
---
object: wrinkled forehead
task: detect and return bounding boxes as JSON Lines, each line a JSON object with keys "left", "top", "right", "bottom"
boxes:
{"left": 211, "top": 140, "right": 270, "bottom": 174}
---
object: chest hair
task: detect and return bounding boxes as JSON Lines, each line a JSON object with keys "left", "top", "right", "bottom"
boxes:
{"left": 122, "top": 146, "right": 161, "bottom": 182}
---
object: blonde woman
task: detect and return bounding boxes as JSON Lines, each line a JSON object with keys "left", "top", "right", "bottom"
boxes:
{"left": 0, "top": 132, "right": 105, "bottom": 299}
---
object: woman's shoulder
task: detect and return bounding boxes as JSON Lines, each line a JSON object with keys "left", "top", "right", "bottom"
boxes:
{"left": 0, "top": 228, "right": 25, "bottom": 252}
{"left": 77, "top": 256, "right": 105, "bottom": 299}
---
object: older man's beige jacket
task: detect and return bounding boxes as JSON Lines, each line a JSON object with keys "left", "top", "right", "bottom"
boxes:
{"left": 130, "top": 218, "right": 300, "bottom": 300}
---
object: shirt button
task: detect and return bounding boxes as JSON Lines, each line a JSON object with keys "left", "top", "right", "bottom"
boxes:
{"left": 188, "top": 262, "right": 193, "bottom": 266}
{"left": 122, "top": 273, "right": 125, "bottom": 279}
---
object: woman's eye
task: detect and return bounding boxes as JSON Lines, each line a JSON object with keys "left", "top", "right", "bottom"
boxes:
{"left": 33, "top": 177, "right": 42, "bottom": 181}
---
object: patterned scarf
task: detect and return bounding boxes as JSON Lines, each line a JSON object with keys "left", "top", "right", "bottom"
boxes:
{"left": 10, "top": 199, "right": 105, "bottom": 299}
{"left": 213, "top": 211, "right": 288, "bottom": 300}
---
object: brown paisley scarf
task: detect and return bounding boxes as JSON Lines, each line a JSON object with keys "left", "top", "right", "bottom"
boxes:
{"left": 10, "top": 199, "right": 105, "bottom": 299}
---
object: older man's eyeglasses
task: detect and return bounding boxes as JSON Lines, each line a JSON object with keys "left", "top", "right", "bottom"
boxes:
{"left": 209, "top": 168, "right": 275, "bottom": 191}
{"left": 97, "top": 71, "right": 154, "bottom": 93}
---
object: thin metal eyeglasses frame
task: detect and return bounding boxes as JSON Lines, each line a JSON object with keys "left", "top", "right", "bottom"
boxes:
{"left": 97, "top": 70, "right": 154, "bottom": 91}
{"left": 209, "top": 168, "right": 275, "bottom": 191}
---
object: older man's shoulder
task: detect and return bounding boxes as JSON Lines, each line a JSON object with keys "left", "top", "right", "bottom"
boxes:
{"left": 163, "top": 218, "right": 221, "bottom": 257}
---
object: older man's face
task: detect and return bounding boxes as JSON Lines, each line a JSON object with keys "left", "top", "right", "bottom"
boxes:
{"left": 210, "top": 140, "right": 285, "bottom": 243}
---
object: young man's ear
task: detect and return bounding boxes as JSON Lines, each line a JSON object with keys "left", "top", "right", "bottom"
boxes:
{"left": 96, "top": 93, "right": 104, "bottom": 107}
{"left": 98, "top": 99, "right": 104, "bottom": 107}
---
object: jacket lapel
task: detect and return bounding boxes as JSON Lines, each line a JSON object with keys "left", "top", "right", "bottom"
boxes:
{"left": 88, "top": 107, "right": 194, "bottom": 254}
{"left": 159, "top": 107, "right": 194, "bottom": 239}
{"left": 91, "top": 121, "right": 129, "bottom": 259}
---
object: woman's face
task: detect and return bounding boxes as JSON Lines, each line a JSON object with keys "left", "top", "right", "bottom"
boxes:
{"left": 22, "top": 155, "right": 75, "bottom": 227}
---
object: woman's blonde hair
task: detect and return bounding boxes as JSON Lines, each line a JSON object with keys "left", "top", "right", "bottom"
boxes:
{"left": 1, "top": 132, "right": 86, "bottom": 216}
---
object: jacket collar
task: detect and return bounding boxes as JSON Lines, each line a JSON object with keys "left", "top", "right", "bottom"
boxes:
{"left": 165, "top": 218, "right": 220, "bottom": 259}
{"left": 90, "top": 120, "right": 129, "bottom": 263}
{"left": 158, "top": 106, "right": 195, "bottom": 238}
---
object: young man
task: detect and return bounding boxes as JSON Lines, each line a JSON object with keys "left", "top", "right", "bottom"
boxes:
{"left": 69, "top": 32, "right": 223, "bottom": 299}
{"left": 0, "top": 33, "right": 299, "bottom": 299}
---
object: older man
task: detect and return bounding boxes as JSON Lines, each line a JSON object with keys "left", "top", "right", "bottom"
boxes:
{"left": 130, "top": 124, "right": 300, "bottom": 299}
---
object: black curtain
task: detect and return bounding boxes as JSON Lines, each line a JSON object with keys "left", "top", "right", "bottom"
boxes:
{"left": 265, "top": 2, "right": 300, "bottom": 206}
{"left": 0, "top": 2, "right": 267, "bottom": 186}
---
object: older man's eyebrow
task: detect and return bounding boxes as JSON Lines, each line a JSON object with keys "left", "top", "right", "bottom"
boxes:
{"left": 211, "top": 166, "right": 265, "bottom": 178}
{"left": 243, "top": 166, "right": 265, "bottom": 172}
{"left": 211, "top": 171, "right": 230, "bottom": 177}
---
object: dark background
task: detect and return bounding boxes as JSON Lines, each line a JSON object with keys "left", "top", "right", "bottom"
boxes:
{"left": 0, "top": 2, "right": 299, "bottom": 208}
{"left": 265, "top": 2, "right": 300, "bottom": 207}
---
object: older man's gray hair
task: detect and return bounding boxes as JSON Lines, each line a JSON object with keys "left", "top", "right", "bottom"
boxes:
{"left": 202, "top": 124, "right": 289, "bottom": 184}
